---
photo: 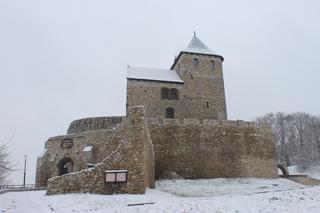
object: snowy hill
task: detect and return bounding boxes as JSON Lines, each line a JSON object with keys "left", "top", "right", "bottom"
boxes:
{"left": 1, "top": 178, "right": 320, "bottom": 213}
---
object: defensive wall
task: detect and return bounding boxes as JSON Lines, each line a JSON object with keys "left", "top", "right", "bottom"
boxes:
{"left": 146, "top": 118, "right": 278, "bottom": 179}
{"left": 36, "top": 108, "right": 277, "bottom": 195}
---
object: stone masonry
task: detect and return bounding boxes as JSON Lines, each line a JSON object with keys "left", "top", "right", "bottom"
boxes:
{"left": 147, "top": 119, "right": 277, "bottom": 179}
{"left": 45, "top": 106, "right": 155, "bottom": 195}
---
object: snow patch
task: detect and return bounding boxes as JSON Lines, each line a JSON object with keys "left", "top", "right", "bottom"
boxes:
{"left": 127, "top": 66, "right": 184, "bottom": 83}
{"left": 83, "top": 145, "right": 93, "bottom": 152}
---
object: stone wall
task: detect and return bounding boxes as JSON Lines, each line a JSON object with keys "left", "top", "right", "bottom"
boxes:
{"left": 67, "top": 116, "right": 124, "bottom": 134}
{"left": 36, "top": 120, "right": 127, "bottom": 186}
{"left": 146, "top": 118, "right": 277, "bottom": 179}
{"left": 127, "top": 80, "right": 184, "bottom": 119}
{"left": 46, "top": 106, "right": 155, "bottom": 195}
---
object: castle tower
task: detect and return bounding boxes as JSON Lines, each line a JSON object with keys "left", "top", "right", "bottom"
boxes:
{"left": 126, "top": 33, "right": 227, "bottom": 120}
{"left": 171, "top": 33, "right": 227, "bottom": 120}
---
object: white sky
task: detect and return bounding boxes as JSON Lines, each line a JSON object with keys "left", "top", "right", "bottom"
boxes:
{"left": 0, "top": 0, "right": 319, "bottom": 184}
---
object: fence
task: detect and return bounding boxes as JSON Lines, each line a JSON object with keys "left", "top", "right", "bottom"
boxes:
{"left": 0, "top": 184, "right": 47, "bottom": 194}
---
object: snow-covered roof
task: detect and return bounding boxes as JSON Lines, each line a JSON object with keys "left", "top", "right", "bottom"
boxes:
{"left": 127, "top": 66, "right": 184, "bottom": 83}
{"left": 105, "top": 170, "right": 128, "bottom": 173}
{"left": 183, "top": 33, "right": 216, "bottom": 55}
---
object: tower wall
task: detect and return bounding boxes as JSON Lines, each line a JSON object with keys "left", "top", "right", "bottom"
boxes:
{"left": 172, "top": 52, "right": 227, "bottom": 120}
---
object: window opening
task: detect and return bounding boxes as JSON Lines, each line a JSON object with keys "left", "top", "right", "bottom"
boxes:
{"left": 165, "top": 107, "right": 175, "bottom": 119}
{"left": 161, "top": 88, "right": 169, "bottom": 99}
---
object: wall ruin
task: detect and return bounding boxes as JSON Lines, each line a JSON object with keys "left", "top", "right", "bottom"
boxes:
{"left": 38, "top": 106, "right": 155, "bottom": 194}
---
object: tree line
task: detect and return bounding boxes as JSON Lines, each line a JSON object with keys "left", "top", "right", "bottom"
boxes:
{"left": 256, "top": 112, "right": 320, "bottom": 167}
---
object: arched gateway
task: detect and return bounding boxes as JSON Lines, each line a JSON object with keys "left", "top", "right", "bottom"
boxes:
{"left": 57, "top": 158, "right": 74, "bottom": 176}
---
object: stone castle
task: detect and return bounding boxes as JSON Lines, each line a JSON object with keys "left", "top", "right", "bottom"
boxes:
{"left": 36, "top": 34, "right": 278, "bottom": 195}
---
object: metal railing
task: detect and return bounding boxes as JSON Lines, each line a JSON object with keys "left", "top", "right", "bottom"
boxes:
{"left": 0, "top": 184, "right": 47, "bottom": 194}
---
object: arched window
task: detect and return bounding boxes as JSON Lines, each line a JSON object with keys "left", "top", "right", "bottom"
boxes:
{"left": 161, "top": 88, "right": 169, "bottom": 99}
{"left": 169, "top": 88, "right": 178, "bottom": 100}
{"left": 165, "top": 107, "right": 175, "bottom": 119}
{"left": 193, "top": 58, "right": 199, "bottom": 67}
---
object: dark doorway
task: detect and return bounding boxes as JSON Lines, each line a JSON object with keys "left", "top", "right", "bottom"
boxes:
{"left": 277, "top": 164, "right": 289, "bottom": 176}
{"left": 57, "top": 158, "right": 74, "bottom": 176}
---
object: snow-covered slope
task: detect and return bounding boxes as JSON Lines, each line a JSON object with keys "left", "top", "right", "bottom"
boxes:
{"left": 1, "top": 178, "right": 320, "bottom": 213}
{"left": 288, "top": 165, "right": 320, "bottom": 179}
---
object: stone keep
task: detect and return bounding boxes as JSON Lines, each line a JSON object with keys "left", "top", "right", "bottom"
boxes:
{"left": 127, "top": 34, "right": 227, "bottom": 120}
{"left": 36, "top": 34, "right": 278, "bottom": 195}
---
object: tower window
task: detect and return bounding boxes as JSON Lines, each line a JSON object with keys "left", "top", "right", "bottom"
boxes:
{"left": 161, "top": 88, "right": 178, "bottom": 100}
{"left": 193, "top": 58, "right": 199, "bottom": 67}
{"left": 169, "top": 88, "right": 178, "bottom": 100}
{"left": 211, "top": 60, "right": 215, "bottom": 73}
{"left": 206, "top": 101, "right": 209, "bottom": 109}
{"left": 161, "top": 88, "right": 169, "bottom": 99}
{"left": 165, "top": 107, "right": 175, "bottom": 119}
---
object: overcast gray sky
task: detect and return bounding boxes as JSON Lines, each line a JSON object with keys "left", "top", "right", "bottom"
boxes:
{"left": 1, "top": 0, "right": 320, "bottom": 184}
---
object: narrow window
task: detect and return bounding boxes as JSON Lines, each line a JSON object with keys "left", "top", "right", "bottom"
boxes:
{"left": 193, "top": 58, "right": 199, "bottom": 67}
{"left": 211, "top": 60, "right": 215, "bottom": 72}
{"left": 206, "top": 101, "right": 209, "bottom": 109}
{"left": 165, "top": 107, "right": 175, "bottom": 119}
{"left": 161, "top": 88, "right": 169, "bottom": 99}
{"left": 169, "top": 88, "right": 178, "bottom": 100}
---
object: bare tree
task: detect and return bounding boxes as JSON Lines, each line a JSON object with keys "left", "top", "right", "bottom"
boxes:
{"left": 0, "top": 143, "right": 15, "bottom": 184}
{"left": 256, "top": 113, "right": 291, "bottom": 165}
{"left": 255, "top": 112, "right": 320, "bottom": 168}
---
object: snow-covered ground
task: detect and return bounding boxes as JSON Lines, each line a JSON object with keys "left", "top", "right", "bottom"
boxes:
{"left": 156, "top": 178, "right": 302, "bottom": 197}
{"left": 1, "top": 178, "right": 320, "bottom": 213}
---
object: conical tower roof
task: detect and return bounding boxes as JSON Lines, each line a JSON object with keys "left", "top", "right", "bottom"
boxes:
{"left": 183, "top": 33, "right": 216, "bottom": 55}
{"left": 170, "top": 33, "right": 224, "bottom": 69}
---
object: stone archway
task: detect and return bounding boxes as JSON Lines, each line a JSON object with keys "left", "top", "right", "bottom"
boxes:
{"left": 277, "top": 164, "right": 289, "bottom": 176}
{"left": 57, "top": 158, "right": 74, "bottom": 176}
